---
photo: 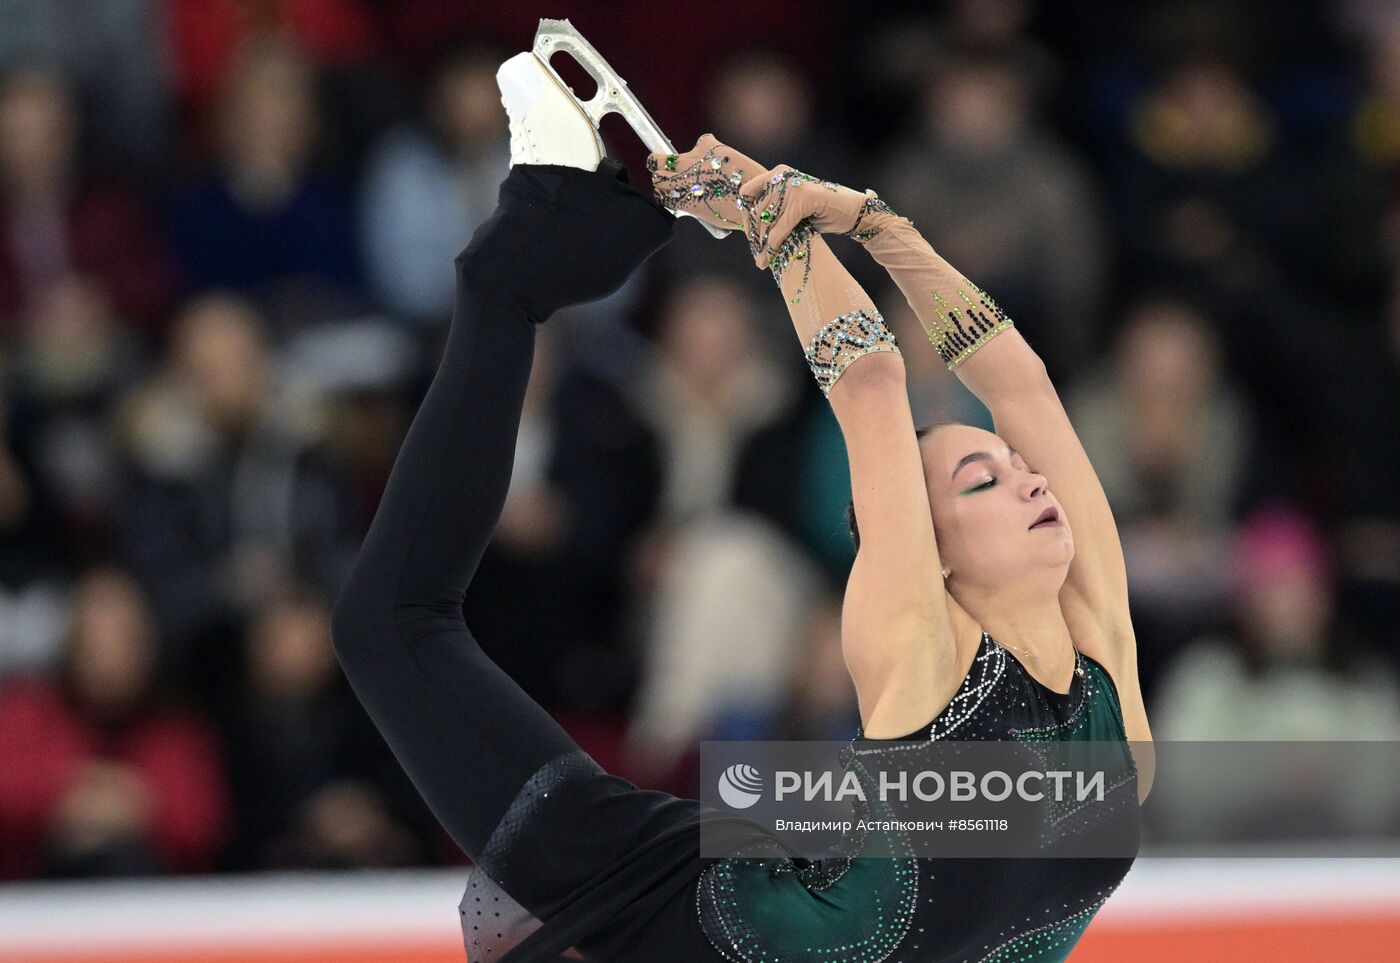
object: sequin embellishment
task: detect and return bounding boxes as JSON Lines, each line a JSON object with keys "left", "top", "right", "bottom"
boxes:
{"left": 849, "top": 632, "right": 1008, "bottom": 750}
{"left": 769, "top": 221, "right": 817, "bottom": 302}
{"left": 843, "top": 192, "right": 900, "bottom": 243}
{"left": 475, "top": 748, "right": 604, "bottom": 882}
{"left": 743, "top": 170, "right": 828, "bottom": 255}
{"left": 977, "top": 893, "right": 1114, "bottom": 963}
{"left": 927, "top": 283, "right": 1015, "bottom": 370}
{"left": 696, "top": 841, "right": 920, "bottom": 962}
{"left": 646, "top": 144, "right": 748, "bottom": 230}
{"left": 803, "top": 309, "right": 901, "bottom": 397}
{"left": 695, "top": 630, "right": 1136, "bottom": 963}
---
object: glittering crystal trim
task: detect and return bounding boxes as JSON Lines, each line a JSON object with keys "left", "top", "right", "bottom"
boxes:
{"left": 743, "top": 168, "right": 831, "bottom": 259}
{"left": 696, "top": 851, "right": 920, "bottom": 963}
{"left": 975, "top": 892, "right": 1114, "bottom": 963}
{"left": 646, "top": 144, "right": 750, "bottom": 230}
{"left": 843, "top": 192, "right": 899, "bottom": 243}
{"left": 475, "top": 749, "right": 604, "bottom": 883}
{"left": 929, "top": 283, "right": 1014, "bottom": 370}
{"left": 804, "top": 309, "right": 901, "bottom": 398}
{"left": 850, "top": 632, "right": 1009, "bottom": 751}
{"left": 1006, "top": 648, "right": 1089, "bottom": 739}
{"left": 768, "top": 220, "right": 817, "bottom": 301}
{"left": 1011, "top": 657, "right": 1140, "bottom": 836}
{"left": 1043, "top": 768, "right": 1139, "bottom": 842}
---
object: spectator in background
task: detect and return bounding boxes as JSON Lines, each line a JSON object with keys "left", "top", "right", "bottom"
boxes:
{"left": 113, "top": 294, "right": 357, "bottom": 675}
{"left": 463, "top": 326, "right": 663, "bottom": 722}
{"left": 730, "top": 289, "right": 983, "bottom": 581}
{"left": 1256, "top": 8, "right": 1394, "bottom": 318}
{"left": 704, "top": 49, "right": 852, "bottom": 184}
{"left": 630, "top": 276, "right": 796, "bottom": 525}
{"left": 1156, "top": 505, "right": 1400, "bottom": 737}
{"left": 218, "top": 586, "right": 425, "bottom": 870}
{"left": 310, "top": 358, "right": 417, "bottom": 537}
{"left": 1065, "top": 298, "right": 1255, "bottom": 689}
{"left": 0, "top": 69, "right": 176, "bottom": 337}
{"left": 0, "top": 567, "right": 230, "bottom": 879}
{"left": 878, "top": 49, "right": 1107, "bottom": 381}
{"left": 0, "top": 0, "right": 170, "bottom": 179}
{"left": 164, "top": 0, "right": 378, "bottom": 118}
{"left": 0, "top": 353, "right": 68, "bottom": 678}
{"left": 660, "top": 49, "right": 872, "bottom": 328}
{"left": 729, "top": 388, "right": 855, "bottom": 581}
{"left": 1151, "top": 505, "right": 1400, "bottom": 838}
{"left": 360, "top": 41, "right": 510, "bottom": 325}
{"left": 712, "top": 591, "right": 859, "bottom": 744}
{"left": 170, "top": 41, "right": 361, "bottom": 332}
{"left": 6, "top": 273, "right": 146, "bottom": 556}
{"left": 1111, "top": 52, "right": 1286, "bottom": 300}
{"left": 944, "top": 0, "right": 1059, "bottom": 86}
{"left": 852, "top": 2, "right": 1059, "bottom": 175}
{"left": 622, "top": 276, "right": 824, "bottom": 790}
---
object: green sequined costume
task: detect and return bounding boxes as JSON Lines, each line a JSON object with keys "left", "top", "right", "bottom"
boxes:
{"left": 694, "top": 631, "right": 1139, "bottom": 963}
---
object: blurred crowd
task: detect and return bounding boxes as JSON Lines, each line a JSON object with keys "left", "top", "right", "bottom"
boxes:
{"left": 1, "top": 0, "right": 1399, "bottom": 879}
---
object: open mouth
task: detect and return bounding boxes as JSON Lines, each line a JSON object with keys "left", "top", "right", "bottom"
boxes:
{"left": 1029, "top": 507, "right": 1060, "bottom": 530}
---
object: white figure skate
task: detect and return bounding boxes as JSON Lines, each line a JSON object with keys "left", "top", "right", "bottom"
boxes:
{"left": 496, "top": 18, "right": 727, "bottom": 238}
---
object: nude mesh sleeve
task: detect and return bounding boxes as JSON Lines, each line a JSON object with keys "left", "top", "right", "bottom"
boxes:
{"left": 840, "top": 192, "right": 1015, "bottom": 370}
{"left": 739, "top": 175, "right": 901, "bottom": 398}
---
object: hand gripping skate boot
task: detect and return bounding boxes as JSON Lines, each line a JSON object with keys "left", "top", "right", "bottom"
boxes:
{"left": 495, "top": 18, "right": 727, "bottom": 238}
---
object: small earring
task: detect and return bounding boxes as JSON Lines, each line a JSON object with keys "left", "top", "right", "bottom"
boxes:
{"left": 941, "top": 568, "right": 950, "bottom": 579}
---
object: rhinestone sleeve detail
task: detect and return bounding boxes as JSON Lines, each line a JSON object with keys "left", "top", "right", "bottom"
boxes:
{"left": 928, "top": 283, "right": 1015, "bottom": 370}
{"left": 804, "top": 309, "right": 901, "bottom": 397}
{"left": 843, "top": 192, "right": 900, "bottom": 243}
{"left": 767, "top": 220, "right": 818, "bottom": 301}
{"left": 645, "top": 143, "right": 750, "bottom": 231}
{"left": 830, "top": 187, "right": 1018, "bottom": 370}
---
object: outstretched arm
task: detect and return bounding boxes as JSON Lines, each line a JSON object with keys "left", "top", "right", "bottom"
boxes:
{"left": 648, "top": 138, "right": 966, "bottom": 735}
{"left": 742, "top": 166, "right": 1150, "bottom": 753}
{"left": 763, "top": 203, "right": 974, "bottom": 737}
{"left": 745, "top": 171, "right": 1131, "bottom": 632}
{"left": 837, "top": 190, "right": 1134, "bottom": 656}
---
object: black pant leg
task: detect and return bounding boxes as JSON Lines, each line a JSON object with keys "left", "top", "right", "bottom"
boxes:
{"left": 331, "top": 161, "right": 674, "bottom": 913}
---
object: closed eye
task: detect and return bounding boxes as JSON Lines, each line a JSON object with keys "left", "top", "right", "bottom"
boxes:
{"left": 967, "top": 477, "right": 996, "bottom": 493}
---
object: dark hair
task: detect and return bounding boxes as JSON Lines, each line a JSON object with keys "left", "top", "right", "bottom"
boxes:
{"left": 845, "top": 421, "right": 962, "bottom": 553}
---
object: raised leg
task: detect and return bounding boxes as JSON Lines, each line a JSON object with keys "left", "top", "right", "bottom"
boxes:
{"left": 331, "top": 161, "right": 673, "bottom": 931}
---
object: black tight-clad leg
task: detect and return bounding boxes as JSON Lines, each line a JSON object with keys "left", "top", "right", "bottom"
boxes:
{"left": 331, "top": 161, "right": 681, "bottom": 934}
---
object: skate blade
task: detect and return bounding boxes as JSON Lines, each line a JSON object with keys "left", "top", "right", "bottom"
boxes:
{"left": 532, "top": 18, "right": 730, "bottom": 239}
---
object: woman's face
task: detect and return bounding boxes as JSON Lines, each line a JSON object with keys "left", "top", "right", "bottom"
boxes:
{"left": 220, "top": 47, "right": 316, "bottom": 174}
{"left": 67, "top": 570, "right": 156, "bottom": 713}
{"left": 919, "top": 424, "right": 1073, "bottom": 592}
{"left": 0, "top": 72, "right": 74, "bottom": 193}
{"left": 1238, "top": 567, "right": 1330, "bottom": 660}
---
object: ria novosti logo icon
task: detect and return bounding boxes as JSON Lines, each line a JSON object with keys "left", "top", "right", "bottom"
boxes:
{"left": 718, "top": 763, "right": 764, "bottom": 809}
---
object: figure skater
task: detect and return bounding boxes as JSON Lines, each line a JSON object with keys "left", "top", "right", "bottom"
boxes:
{"left": 332, "top": 20, "right": 1149, "bottom": 963}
